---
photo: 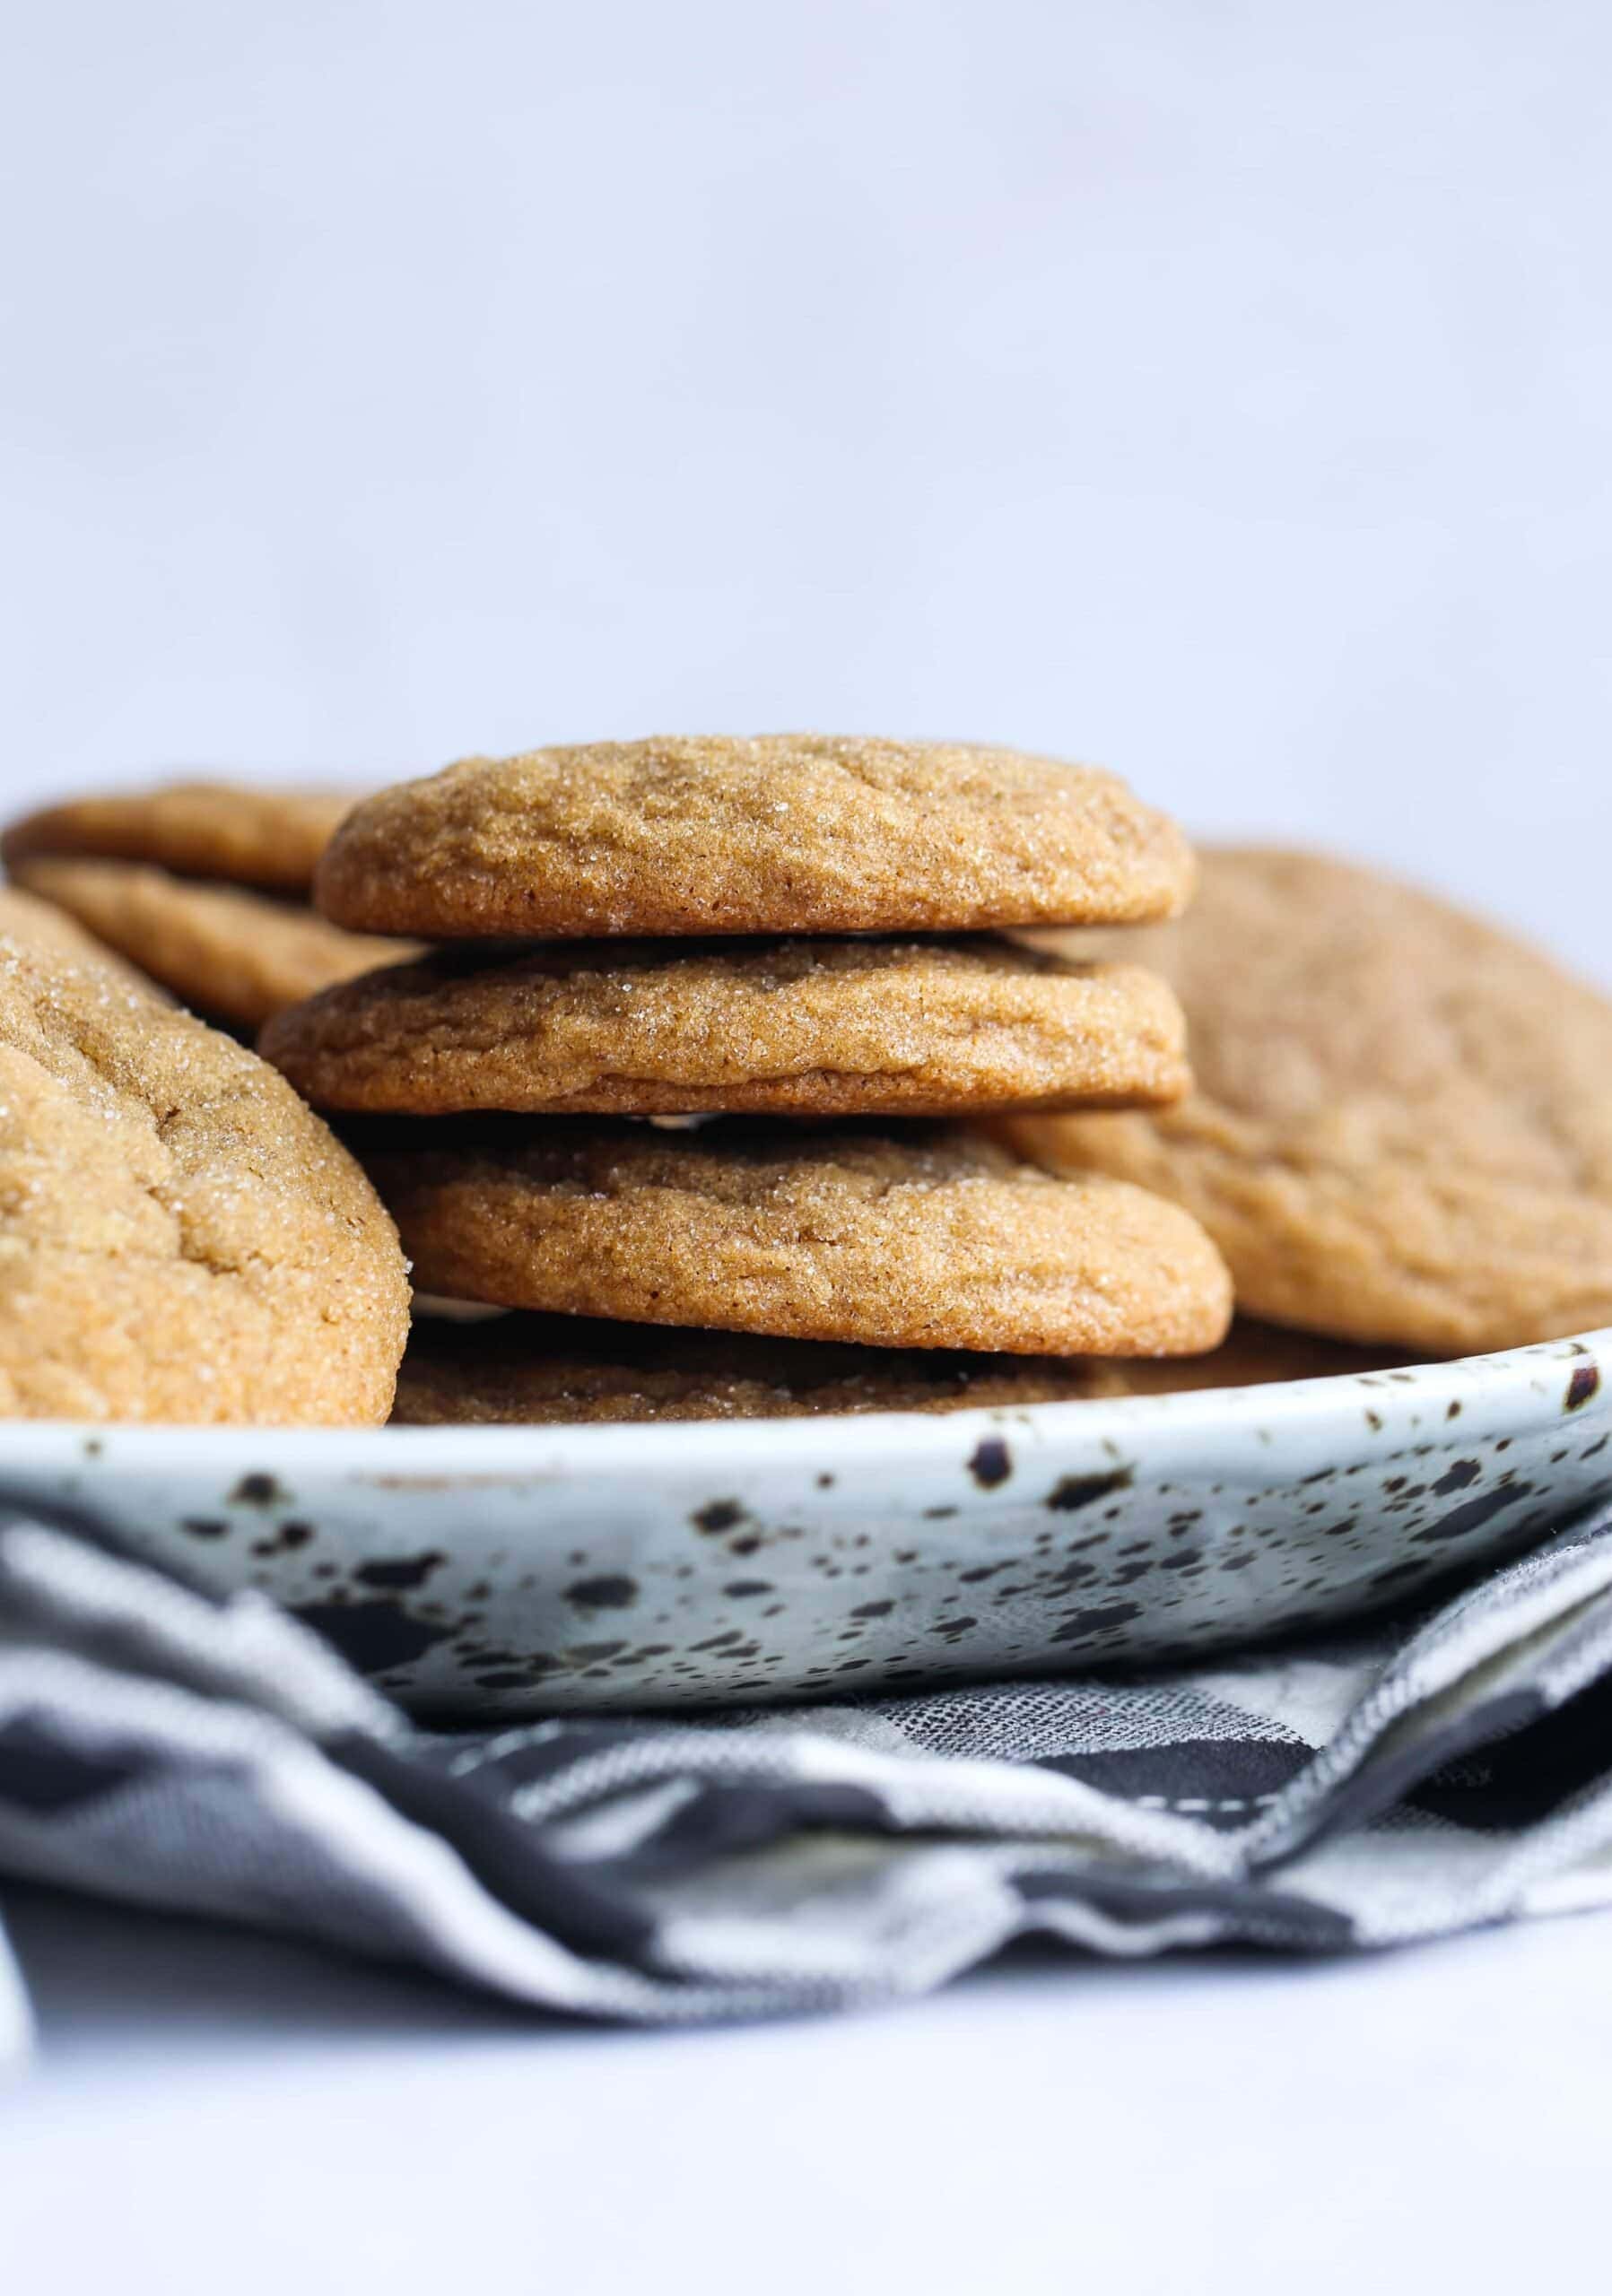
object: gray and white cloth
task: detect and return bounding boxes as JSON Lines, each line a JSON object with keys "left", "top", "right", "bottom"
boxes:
{"left": 5, "top": 1490, "right": 1612, "bottom": 2062}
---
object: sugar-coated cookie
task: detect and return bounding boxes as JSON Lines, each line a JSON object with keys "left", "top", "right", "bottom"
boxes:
{"left": 260, "top": 934, "right": 1189, "bottom": 1117}
{"left": 4, "top": 780, "right": 357, "bottom": 893}
{"left": 1002, "top": 848, "right": 1612, "bottom": 1352}
{"left": 391, "top": 1310, "right": 1405, "bottom": 1424}
{"left": 13, "top": 857, "right": 415, "bottom": 1030}
{"left": 316, "top": 735, "right": 1195, "bottom": 940}
{"left": 359, "top": 1118, "right": 1233, "bottom": 1356}
{"left": 0, "top": 930, "right": 409, "bottom": 1422}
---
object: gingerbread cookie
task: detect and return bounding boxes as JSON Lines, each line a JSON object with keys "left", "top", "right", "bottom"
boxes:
{"left": 260, "top": 934, "right": 1189, "bottom": 1117}
{"left": 315, "top": 735, "right": 1195, "bottom": 940}
{"left": 391, "top": 1310, "right": 1401, "bottom": 1424}
{"left": 4, "top": 779, "right": 357, "bottom": 893}
{"left": 0, "top": 883, "right": 158, "bottom": 992}
{"left": 359, "top": 1118, "right": 1232, "bottom": 1355}
{"left": 13, "top": 857, "right": 414, "bottom": 1031}
{"left": 1002, "top": 848, "right": 1612, "bottom": 1352}
{"left": 0, "top": 931, "right": 409, "bottom": 1422}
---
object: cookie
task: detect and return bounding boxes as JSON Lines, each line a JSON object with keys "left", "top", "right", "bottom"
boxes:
{"left": 0, "top": 883, "right": 158, "bottom": 992}
{"left": 12, "top": 857, "right": 416, "bottom": 1031}
{"left": 259, "top": 935, "right": 1190, "bottom": 1118}
{"left": 1096, "top": 1318, "right": 1415, "bottom": 1393}
{"left": 0, "top": 930, "right": 409, "bottom": 1422}
{"left": 391, "top": 1311, "right": 1403, "bottom": 1424}
{"left": 394, "top": 1311, "right": 1141, "bottom": 1422}
{"left": 3, "top": 780, "right": 357, "bottom": 893}
{"left": 358, "top": 1119, "right": 1233, "bottom": 1355}
{"left": 315, "top": 735, "right": 1195, "bottom": 941}
{"left": 1001, "top": 848, "right": 1612, "bottom": 1352}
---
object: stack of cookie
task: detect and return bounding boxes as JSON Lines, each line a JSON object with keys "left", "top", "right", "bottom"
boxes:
{"left": 2, "top": 780, "right": 414, "bottom": 1031}
{"left": 261, "top": 735, "right": 1235, "bottom": 1417}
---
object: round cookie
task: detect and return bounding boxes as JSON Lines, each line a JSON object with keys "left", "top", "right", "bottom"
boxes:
{"left": 0, "top": 930, "right": 409, "bottom": 1422}
{"left": 1094, "top": 1318, "right": 1414, "bottom": 1392}
{"left": 315, "top": 735, "right": 1196, "bottom": 941}
{"left": 392, "top": 1311, "right": 1405, "bottom": 1425}
{"left": 13, "top": 857, "right": 417, "bottom": 1031}
{"left": 1001, "top": 848, "right": 1612, "bottom": 1353}
{"left": 4, "top": 779, "right": 358, "bottom": 893}
{"left": 259, "top": 935, "right": 1190, "bottom": 1118}
{"left": 0, "top": 883, "right": 159, "bottom": 993}
{"left": 394, "top": 1312, "right": 1145, "bottom": 1422}
{"left": 358, "top": 1119, "right": 1233, "bottom": 1355}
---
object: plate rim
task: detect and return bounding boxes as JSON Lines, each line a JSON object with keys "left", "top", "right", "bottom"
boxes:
{"left": 0, "top": 1326, "right": 1605, "bottom": 1474}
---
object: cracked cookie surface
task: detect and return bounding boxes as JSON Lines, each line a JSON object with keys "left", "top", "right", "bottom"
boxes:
{"left": 315, "top": 735, "right": 1196, "bottom": 940}
{"left": 359, "top": 1118, "right": 1232, "bottom": 1355}
{"left": 1001, "top": 848, "right": 1612, "bottom": 1352}
{"left": 260, "top": 934, "right": 1189, "bottom": 1117}
{"left": 0, "top": 930, "right": 409, "bottom": 1422}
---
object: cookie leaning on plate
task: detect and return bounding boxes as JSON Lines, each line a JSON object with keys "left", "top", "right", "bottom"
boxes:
{"left": 392, "top": 1310, "right": 1405, "bottom": 1424}
{"left": 314, "top": 735, "right": 1197, "bottom": 940}
{"left": 3, "top": 779, "right": 355, "bottom": 893}
{"left": 0, "top": 928, "right": 409, "bottom": 1422}
{"left": 260, "top": 935, "right": 1191, "bottom": 1117}
{"left": 358, "top": 1119, "right": 1233, "bottom": 1355}
{"left": 1002, "top": 848, "right": 1612, "bottom": 1352}
{"left": 11, "top": 857, "right": 418, "bottom": 1033}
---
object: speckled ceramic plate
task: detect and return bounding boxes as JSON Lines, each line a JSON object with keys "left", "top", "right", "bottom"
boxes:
{"left": 2, "top": 1330, "right": 1608, "bottom": 1715}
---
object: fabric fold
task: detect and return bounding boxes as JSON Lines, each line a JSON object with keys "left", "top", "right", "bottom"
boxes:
{"left": 4, "top": 1497, "right": 1612, "bottom": 2052}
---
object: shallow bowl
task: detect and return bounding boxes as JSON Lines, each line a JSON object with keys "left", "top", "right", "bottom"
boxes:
{"left": 1, "top": 1331, "right": 1608, "bottom": 1714}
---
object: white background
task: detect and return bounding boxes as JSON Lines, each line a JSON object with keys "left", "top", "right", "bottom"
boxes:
{"left": 7, "top": 1880, "right": 1612, "bottom": 2293}
{"left": 4, "top": 4, "right": 1612, "bottom": 2287}
{"left": 4, "top": 0, "right": 1611, "bottom": 971}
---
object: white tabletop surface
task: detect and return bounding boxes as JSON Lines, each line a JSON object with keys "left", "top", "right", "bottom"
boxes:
{"left": 6, "top": 5, "right": 1612, "bottom": 2285}
{"left": 4, "top": 1879, "right": 1608, "bottom": 2294}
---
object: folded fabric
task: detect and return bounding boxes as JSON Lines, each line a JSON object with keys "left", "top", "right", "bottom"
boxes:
{"left": 4, "top": 1492, "right": 1612, "bottom": 2052}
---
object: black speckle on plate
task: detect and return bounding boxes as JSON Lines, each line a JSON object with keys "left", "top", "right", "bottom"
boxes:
{"left": 1045, "top": 1466, "right": 1133, "bottom": 1514}
{"left": 968, "top": 1438, "right": 1013, "bottom": 1489}
{"left": 1430, "top": 1459, "right": 1481, "bottom": 1498}
{"left": 229, "top": 1473, "right": 284, "bottom": 1509}
{"left": 355, "top": 1551, "right": 446, "bottom": 1592}
{"left": 1566, "top": 1363, "right": 1601, "bottom": 1413}
{"left": 292, "top": 1599, "right": 454, "bottom": 1671}
{"left": 565, "top": 1573, "right": 639, "bottom": 1610}
{"left": 692, "top": 1499, "right": 745, "bottom": 1535}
